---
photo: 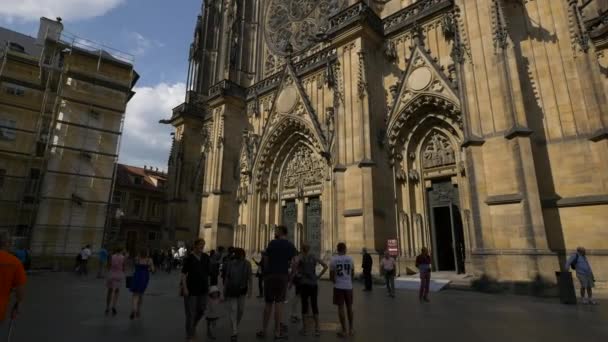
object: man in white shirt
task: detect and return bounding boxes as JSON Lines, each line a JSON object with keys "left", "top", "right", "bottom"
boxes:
{"left": 79, "top": 244, "right": 92, "bottom": 276}
{"left": 330, "top": 242, "right": 354, "bottom": 337}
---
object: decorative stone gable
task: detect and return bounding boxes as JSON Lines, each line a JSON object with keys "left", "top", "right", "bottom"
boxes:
{"left": 387, "top": 44, "right": 460, "bottom": 122}
{"left": 261, "top": 64, "right": 328, "bottom": 153}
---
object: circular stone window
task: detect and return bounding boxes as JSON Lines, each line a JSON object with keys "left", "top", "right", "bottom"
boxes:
{"left": 276, "top": 85, "right": 298, "bottom": 114}
{"left": 408, "top": 67, "right": 433, "bottom": 91}
{"left": 265, "top": 0, "right": 346, "bottom": 56}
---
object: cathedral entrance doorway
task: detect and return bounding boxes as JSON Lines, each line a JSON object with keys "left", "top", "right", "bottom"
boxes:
{"left": 282, "top": 199, "right": 297, "bottom": 242}
{"left": 427, "top": 180, "right": 465, "bottom": 273}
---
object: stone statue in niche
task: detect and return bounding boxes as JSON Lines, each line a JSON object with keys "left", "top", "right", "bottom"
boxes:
{"left": 325, "top": 107, "right": 335, "bottom": 138}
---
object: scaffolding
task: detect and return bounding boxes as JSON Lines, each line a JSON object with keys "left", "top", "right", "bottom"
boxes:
{"left": 1, "top": 25, "right": 135, "bottom": 265}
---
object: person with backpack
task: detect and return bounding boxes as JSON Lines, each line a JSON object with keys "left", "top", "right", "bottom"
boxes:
{"left": 224, "top": 248, "right": 252, "bottom": 341}
{"left": 295, "top": 243, "right": 328, "bottom": 336}
{"left": 565, "top": 246, "right": 597, "bottom": 305}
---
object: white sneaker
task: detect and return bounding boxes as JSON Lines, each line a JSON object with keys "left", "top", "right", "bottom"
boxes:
{"left": 581, "top": 298, "right": 589, "bottom": 304}
{"left": 589, "top": 299, "right": 598, "bottom": 305}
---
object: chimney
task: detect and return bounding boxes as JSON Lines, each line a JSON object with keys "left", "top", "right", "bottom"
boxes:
{"left": 144, "top": 165, "right": 147, "bottom": 170}
{"left": 37, "top": 17, "right": 64, "bottom": 45}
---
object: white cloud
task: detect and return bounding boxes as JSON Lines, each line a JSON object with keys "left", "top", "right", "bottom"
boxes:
{"left": 0, "top": 0, "right": 124, "bottom": 22}
{"left": 127, "top": 32, "right": 164, "bottom": 56}
{"left": 119, "top": 82, "right": 186, "bottom": 170}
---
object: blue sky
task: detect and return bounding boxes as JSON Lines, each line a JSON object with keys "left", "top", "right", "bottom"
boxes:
{"left": 1, "top": 0, "right": 201, "bottom": 170}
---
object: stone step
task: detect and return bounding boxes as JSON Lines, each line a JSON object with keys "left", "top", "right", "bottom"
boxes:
{"left": 394, "top": 277, "right": 451, "bottom": 292}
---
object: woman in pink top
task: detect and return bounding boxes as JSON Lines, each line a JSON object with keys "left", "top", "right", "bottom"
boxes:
{"left": 105, "top": 248, "right": 125, "bottom": 316}
{"left": 380, "top": 251, "right": 397, "bottom": 298}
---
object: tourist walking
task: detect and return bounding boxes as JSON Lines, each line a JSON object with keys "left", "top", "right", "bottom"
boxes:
{"left": 296, "top": 243, "right": 328, "bottom": 336}
{"left": 78, "top": 245, "right": 92, "bottom": 276}
{"left": 253, "top": 252, "right": 265, "bottom": 298}
{"left": 288, "top": 249, "right": 302, "bottom": 324}
{"left": 97, "top": 246, "right": 109, "bottom": 278}
{"left": 164, "top": 249, "right": 174, "bottom": 273}
{"left": 105, "top": 248, "right": 125, "bottom": 316}
{"left": 330, "top": 242, "right": 355, "bottom": 338}
{"left": 210, "top": 247, "right": 222, "bottom": 286}
{"left": 129, "top": 249, "right": 154, "bottom": 320}
{"left": 415, "top": 247, "right": 432, "bottom": 302}
{"left": 361, "top": 248, "right": 373, "bottom": 291}
{"left": 0, "top": 232, "right": 26, "bottom": 324}
{"left": 13, "top": 245, "right": 27, "bottom": 268}
{"left": 565, "top": 247, "right": 597, "bottom": 304}
{"left": 180, "top": 238, "right": 211, "bottom": 342}
{"left": 256, "top": 225, "right": 297, "bottom": 340}
{"left": 224, "top": 248, "right": 253, "bottom": 341}
{"left": 381, "top": 251, "right": 396, "bottom": 297}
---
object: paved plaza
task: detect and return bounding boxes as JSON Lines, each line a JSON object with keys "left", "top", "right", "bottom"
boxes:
{"left": 1, "top": 272, "right": 607, "bottom": 342}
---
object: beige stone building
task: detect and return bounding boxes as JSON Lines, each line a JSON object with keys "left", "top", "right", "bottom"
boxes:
{"left": 164, "top": 0, "right": 608, "bottom": 285}
{"left": 109, "top": 164, "right": 167, "bottom": 255}
{"left": 0, "top": 18, "right": 137, "bottom": 263}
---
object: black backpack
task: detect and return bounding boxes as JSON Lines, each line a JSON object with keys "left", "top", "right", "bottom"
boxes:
{"left": 569, "top": 254, "right": 579, "bottom": 270}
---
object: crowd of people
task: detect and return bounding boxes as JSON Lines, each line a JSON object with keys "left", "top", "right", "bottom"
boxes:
{"left": 0, "top": 230, "right": 601, "bottom": 341}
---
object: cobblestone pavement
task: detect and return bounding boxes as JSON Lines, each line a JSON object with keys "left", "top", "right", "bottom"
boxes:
{"left": 1, "top": 272, "right": 607, "bottom": 342}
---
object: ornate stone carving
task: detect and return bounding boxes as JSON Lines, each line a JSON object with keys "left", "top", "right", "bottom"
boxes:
{"left": 396, "top": 167, "right": 407, "bottom": 182}
{"left": 408, "top": 169, "right": 420, "bottom": 183}
{"left": 567, "top": 0, "right": 590, "bottom": 53}
{"left": 325, "top": 107, "right": 335, "bottom": 140}
{"left": 491, "top": 0, "right": 509, "bottom": 50}
{"left": 384, "top": 40, "right": 398, "bottom": 61}
{"left": 282, "top": 144, "right": 325, "bottom": 190}
{"left": 264, "top": 0, "right": 346, "bottom": 56}
{"left": 201, "top": 122, "right": 214, "bottom": 154}
{"left": 357, "top": 51, "right": 368, "bottom": 98}
{"left": 422, "top": 132, "right": 455, "bottom": 169}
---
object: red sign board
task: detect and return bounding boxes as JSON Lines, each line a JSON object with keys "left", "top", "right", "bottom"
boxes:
{"left": 387, "top": 239, "right": 399, "bottom": 257}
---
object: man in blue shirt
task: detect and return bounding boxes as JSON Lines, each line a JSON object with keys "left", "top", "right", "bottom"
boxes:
{"left": 256, "top": 225, "right": 296, "bottom": 340}
{"left": 565, "top": 246, "right": 597, "bottom": 305}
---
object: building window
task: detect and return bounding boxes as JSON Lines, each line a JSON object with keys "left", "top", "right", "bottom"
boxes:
{"left": 0, "top": 118, "right": 17, "bottom": 141}
{"left": 50, "top": 135, "right": 59, "bottom": 153}
{"left": 150, "top": 201, "right": 161, "bottom": 217}
{"left": 148, "top": 232, "right": 157, "bottom": 241}
{"left": 0, "top": 169, "right": 5, "bottom": 188}
{"left": 133, "top": 176, "right": 143, "bottom": 185}
{"left": 4, "top": 83, "right": 26, "bottom": 96}
{"left": 130, "top": 198, "right": 142, "bottom": 216}
{"left": 113, "top": 191, "right": 122, "bottom": 205}
{"left": 9, "top": 42, "right": 25, "bottom": 53}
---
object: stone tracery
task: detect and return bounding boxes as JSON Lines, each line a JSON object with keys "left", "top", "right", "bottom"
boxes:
{"left": 265, "top": 0, "right": 346, "bottom": 55}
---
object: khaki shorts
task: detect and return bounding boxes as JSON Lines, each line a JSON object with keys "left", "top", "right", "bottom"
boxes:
{"left": 577, "top": 274, "right": 595, "bottom": 289}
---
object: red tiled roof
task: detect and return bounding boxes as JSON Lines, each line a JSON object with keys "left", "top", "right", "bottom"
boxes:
{"left": 116, "top": 163, "right": 167, "bottom": 192}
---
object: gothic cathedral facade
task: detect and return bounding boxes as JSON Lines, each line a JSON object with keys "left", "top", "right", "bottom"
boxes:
{"left": 163, "top": 0, "right": 608, "bottom": 284}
